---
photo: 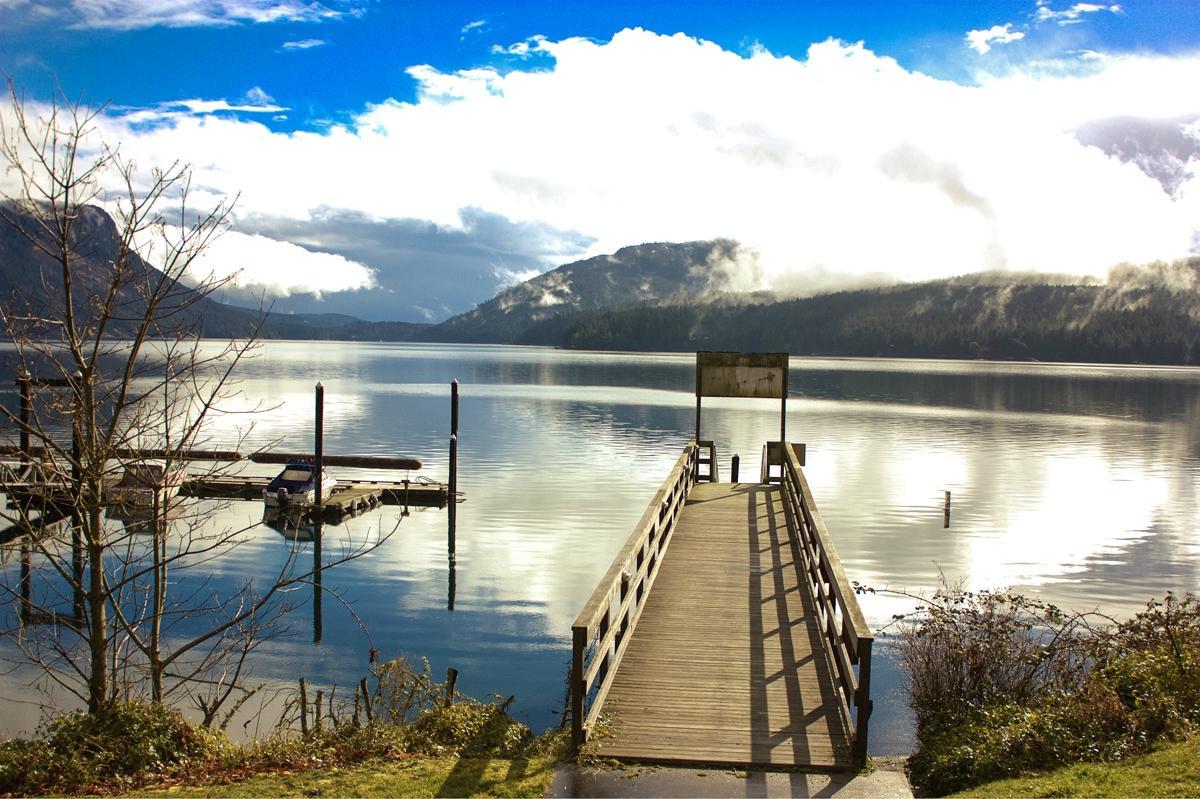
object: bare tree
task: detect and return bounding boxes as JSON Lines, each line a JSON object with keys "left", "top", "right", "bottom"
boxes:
{"left": 0, "top": 82, "right": 384, "bottom": 723}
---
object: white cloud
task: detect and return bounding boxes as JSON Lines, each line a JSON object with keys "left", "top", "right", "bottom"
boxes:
{"left": 21, "top": 28, "right": 1200, "bottom": 298}
{"left": 1035, "top": 1, "right": 1122, "bottom": 26}
{"left": 282, "top": 38, "right": 327, "bottom": 51}
{"left": 120, "top": 90, "right": 288, "bottom": 121}
{"left": 965, "top": 23, "right": 1026, "bottom": 55}
{"left": 64, "top": 0, "right": 363, "bottom": 30}
{"left": 491, "top": 35, "right": 549, "bottom": 58}
{"left": 460, "top": 19, "right": 485, "bottom": 38}
{"left": 141, "top": 228, "right": 377, "bottom": 297}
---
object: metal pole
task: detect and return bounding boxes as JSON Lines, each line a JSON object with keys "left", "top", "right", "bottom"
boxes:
{"left": 314, "top": 382, "right": 324, "bottom": 507}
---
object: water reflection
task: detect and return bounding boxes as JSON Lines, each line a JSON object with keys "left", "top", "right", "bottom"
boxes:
{"left": 1, "top": 343, "right": 1198, "bottom": 756}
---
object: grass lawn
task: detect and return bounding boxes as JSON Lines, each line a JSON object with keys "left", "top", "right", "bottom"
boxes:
{"left": 136, "top": 752, "right": 560, "bottom": 798}
{"left": 951, "top": 735, "right": 1200, "bottom": 798}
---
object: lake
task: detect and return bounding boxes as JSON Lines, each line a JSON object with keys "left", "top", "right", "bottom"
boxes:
{"left": 2, "top": 341, "right": 1199, "bottom": 754}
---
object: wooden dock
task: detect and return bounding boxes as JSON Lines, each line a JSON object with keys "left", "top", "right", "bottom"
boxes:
{"left": 4, "top": 472, "right": 449, "bottom": 519}
{"left": 571, "top": 440, "right": 873, "bottom": 771}
{"left": 179, "top": 475, "right": 449, "bottom": 512}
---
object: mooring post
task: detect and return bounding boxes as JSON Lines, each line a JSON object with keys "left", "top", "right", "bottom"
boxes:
{"left": 448, "top": 433, "right": 458, "bottom": 566}
{"left": 943, "top": 490, "right": 951, "bottom": 528}
{"left": 314, "top": 382, "right": 324, "bottom": 507}
{"left": 731, "top": 454, "right": 740, "bottom": 483}
{"left": 298, "top": 677, "right": 309, "bottom": 736}
{"left": 444, "top": 667, "right": 458, "bottom": 707}
{"left": 450, "top": 378, "right": 459, "bottom": 438}
{"left": 70, "top": 378, "right": 83, "bottom": 623}
{"left": 17, "top": 372, "right": 30, "bottom": 470}
{"left": 313, "top": 518, "right": 324, "bottom": 644}
{"left": 19, "top": 536, "right": 31, "bottom": 623}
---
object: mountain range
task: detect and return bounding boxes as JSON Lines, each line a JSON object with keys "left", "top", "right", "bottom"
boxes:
{"left": 2, "top": 204, "right": 1197, "bottom": 365}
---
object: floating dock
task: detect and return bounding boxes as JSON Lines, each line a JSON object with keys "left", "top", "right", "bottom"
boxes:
{"left": 180, "top": 475, "right": 450, "bottom": 515}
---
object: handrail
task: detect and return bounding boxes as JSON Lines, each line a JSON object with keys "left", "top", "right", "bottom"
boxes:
{"left": 694, "top": 439, "right": 717, "bottom": 483}
{"left": 570, "top": 441, "right": 700, "bottom": 750}
{"left": 778, "top": 441, "right": 874, "bottom": 766}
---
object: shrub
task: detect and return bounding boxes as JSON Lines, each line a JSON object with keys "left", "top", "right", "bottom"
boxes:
{"left": 895, "top": 588, "right": 1200, "bottom": 794}
{"left": 406, "top": 698, "right": 533, "bottom": 757}
{"left": 895, "top": 586, "right": 1090, "bottom": 736}
{"left": 0, "top": 701, "right": 223, "bottom": 795}
{"left": 1093, "top": 592, "right": 1200, "bottom": 740}
{"left": 906, "top": 684, "right": 1134, "bottom": 794}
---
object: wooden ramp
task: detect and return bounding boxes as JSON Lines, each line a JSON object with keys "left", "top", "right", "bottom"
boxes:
{"left": 571, "top": 441, "right": 872, "bottom": 772}
{"left": 593, "top": 482, "right": 850, "bottom": 768}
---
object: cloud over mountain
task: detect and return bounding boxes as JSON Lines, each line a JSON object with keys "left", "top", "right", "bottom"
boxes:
{"left": 9, "top": 28, "right": 1197, "bottom": 320}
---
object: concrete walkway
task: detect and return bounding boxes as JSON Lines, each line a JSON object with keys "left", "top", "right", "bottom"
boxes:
{"left": 546, "top": 758, "right": 914, "bottom": 799}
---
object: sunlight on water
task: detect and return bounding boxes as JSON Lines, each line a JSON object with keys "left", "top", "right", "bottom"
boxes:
{"left": 2, "top": 342, "right": 1198, "bottom": 755}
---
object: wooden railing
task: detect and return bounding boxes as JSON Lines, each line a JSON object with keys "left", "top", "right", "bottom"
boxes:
{"left": 777, "top": 441, "right": 874, "bottom": 766}
{"left": 694, "top": 439, "right": 717, "bottom": 482}
{"left": 570, "top": 441, "right": 701, "bottom": 749}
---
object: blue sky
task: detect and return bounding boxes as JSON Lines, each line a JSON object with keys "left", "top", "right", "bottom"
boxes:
{"left": 1, "top": 0, "right": 1199, "bottom": 321}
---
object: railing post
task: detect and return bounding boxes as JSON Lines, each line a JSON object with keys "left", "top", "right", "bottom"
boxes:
{"left": 853, "top": 637, "right": 873, "bottom": 766}
{"left": 571, "top": 625, "right": 586, "bottom": 750}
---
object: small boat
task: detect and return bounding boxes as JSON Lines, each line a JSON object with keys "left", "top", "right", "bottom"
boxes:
{"left": 107, "top": 461, "right": 187, "bottom": 508}
{"left": 263, "top": 461, "right": 337, "bottom": 508}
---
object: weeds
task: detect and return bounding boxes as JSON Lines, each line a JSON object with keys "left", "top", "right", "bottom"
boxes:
{"left": 0, "top": 657, "right": 554, "bottom": 796}
{"left": 887, "top": 587, "right": 1200, "bottom": 795}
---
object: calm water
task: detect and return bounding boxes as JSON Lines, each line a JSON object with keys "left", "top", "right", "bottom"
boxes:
{"left": 3, "top": 342, "right": 1199, "bottom": 754}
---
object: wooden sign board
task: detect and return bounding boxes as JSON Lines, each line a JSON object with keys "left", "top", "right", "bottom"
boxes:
{"left": 696, "top": 352, "right": 789, "bottom": 399}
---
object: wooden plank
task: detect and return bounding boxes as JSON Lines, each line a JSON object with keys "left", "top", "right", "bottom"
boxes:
{"left": 592, "top": 481, "right": 854, "bottom": 771}
{"left": 178, "top": 476, "right": 447, "bottom": 507}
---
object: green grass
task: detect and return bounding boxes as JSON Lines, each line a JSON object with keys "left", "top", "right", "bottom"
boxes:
{"left": 135, "top": 752, "right": 559, "bottom": 798}
{"left": 951, "top": 735, "right": 1200, "bottom": 798}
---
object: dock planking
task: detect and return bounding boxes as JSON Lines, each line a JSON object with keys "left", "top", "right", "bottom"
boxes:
{"left": 179, "top": 475, "right": 449, "bottom": 509}
{"left": 590, "top": 481, "right": 853, "bottom": 769}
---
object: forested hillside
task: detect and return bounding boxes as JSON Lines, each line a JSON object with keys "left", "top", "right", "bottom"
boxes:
{"left": 512, "top": 266, "right": 1200, "bottom": 364}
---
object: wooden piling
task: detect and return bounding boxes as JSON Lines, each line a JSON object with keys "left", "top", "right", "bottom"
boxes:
{"left": 314, "top": 383, "right": 324, "bottom": 507}
{"left": 299, "top": 678, "right": 309, "bottom": 735}
{"left": 313, "top": 520, "right": 323, "bottom": 644}
{"left": 70, "top": 405, "right": 83, "bottom": 623}
{"left": 19, "top": 536, "right": 31, "bottom": 623}
{"left": 731, "top": 454, "right": 740, "bottom": 483}
{"left": 17, "top": 373, "right": 29, "bottom": 470}
{"left": 448, "top": 433, "right": 457, "bottom": 554}
{"left": 944, "top": 490, "right": 951, "bottom": 528}
{"left": 360, "top": 677, "right": 373, "bottom": 722}
{"left": 444, "top": 667, "right": 459, "bottom": 707}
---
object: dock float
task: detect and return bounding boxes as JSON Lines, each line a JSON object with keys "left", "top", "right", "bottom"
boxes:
{"left": 178, "top": 475, "right": 448, "bottom": 507}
